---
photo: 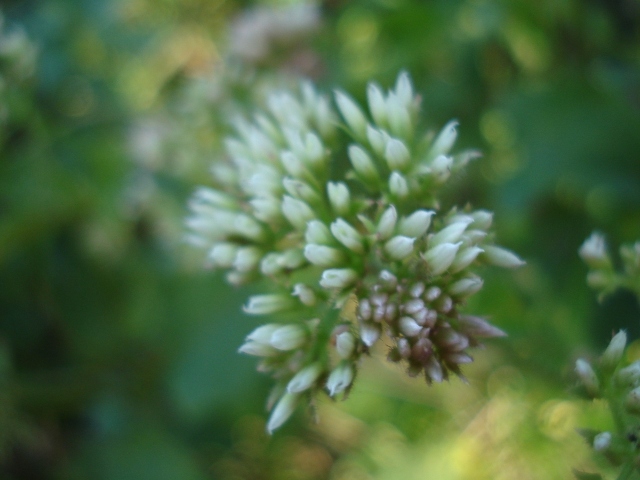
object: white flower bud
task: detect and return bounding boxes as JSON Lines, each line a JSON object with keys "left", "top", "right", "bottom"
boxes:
{"left": 384, "top": 138, "right": 410, "bottom": 171}
{"left": 593, "top": 432, "right": 612, "bottom": 452}
{"left": 280, "top": 150, "right": 309, "bottom": 179}
{"left": 358, "top": 298, "right": 372, "bottom": 321}
{"left": 331, "top": 219, "right": 364, "bottom": 253}
{"left": 579, "top": 233, "right": 612, "bottom": 269}
{"left": 404, "top": 297, "right": 426, "bottom": 315}
{"left": 238, "top": 340, "right": 279, "bottom": 357}
{"left": 260, "top": 253, "right": 283, "bottom": 276}
{"left": 192, "top": 187, "right": 238, "bottom": 210}
{"left": 270, "top": 324, "right": 307, "bottom": 350}
{"left": 326, "top": 362, "right": 354, "bottom": 396}
{"left": 267, "top": 392, "right": 299, "bottom": 434}
{"left": 377, "top": 205, "right": 398, "bottom": 240}
{"left": 292, "top": 283, "right": 317, "bottom": 306}
{"left": 366, "top": 125, "right": 387, "bottom": 157}
{"left": 283, "top": 178, "right": 321, "bottom": 205}
{"left": 360, "top": 322, "right": 381, "bottom": 347}
{"left": 244, "top": 294, "right": 295, "bottom": 315}
{"left": 457, "top": 315, "right": 506, "bottom": 338}
{"left": 234, "top": 247, "right": 263, "bottom": 273}
{"left": 233, "top": 214, "right": 266, "bottom": 241}
{"left": 208, "top": 243, "right": 239, "bottom": 268}
{"left": 450, "top": 246, "right": 484, "bottom": 273}
{"left": 250, "top": 196, "right": 282, "bottom": 223}
{"left": 394, "top": 71, "right": 414, "bottom": 110}
{"left": 469, "top": 210, "right": 493, "bottom": 231}
{"left": 246, "top": 323, "right": 280, "bottom": 344}
{"left": 601, "top": 330, "right": 627, "bottom": 370}
{"left": 305, "top": 220, "right": 333, "bottom": 245}
{"left": 287, "top": 363, "right": 323, "bottom": 393}
{"left": 448, "top": 276, "right": 484, "bottom": 298}
{"left": 398, "top": 210, "right": 435, "bottom": 238}
{"left": 384, "top": 235, "right": 415, "bottom": 260}
{"left": 282, "top": 195, "right": 315, "bottom": 231}
{"left": 399, "top": 316, "right": 422, "bottom": 337}
{"left": 320, "top": 268, "right": 359, "bottom": 289}
{"left": 615, "top": 360, "right": 640, "bottom": 388}
{"left": 304, "top": 132, "right": 325, "bottom": 168}
{"left": 336, "top": 331, "right": 356, "bottom": 359}
{"left": 422, "top": 242, "right": 462, "bottom": 275}
{"left": 386, "top": 93, "right": 412, "bottom": 139}
{"left": 335, "top": 90, "right": 367, "bottom": 139}
{"left": 429, "top": 217, "right": 473, "bottom": 246}
{"left": 367, "top": 83, "right": 388, "bottom": 127}
{"left": 389, "top": 171, "right": 409, "bottom": 198}
{"left": 425, "top": 357, "right": 444, "bottom": 383}
{"left": 327, "top": 182, "right": 351, "bottom": 216}
{"left": 430, "top": 154, "right": 453, "bottom": 184}
{"left": 278, "top": 249, "right": 305, "bottom": 270}
{"left": 482, "top": 245, "right": 526, "bottom": 268}
{"left": 575, "top": 359, "right": 600, "bottom": 397}
{"left": 348, "top": 144, "right": 380, "bottom": 183}
{"left": 304, "top": 244, "right": 346, "bottom": 267}
{"left": 430, "top": 120, "right": 458, "bottom": 158}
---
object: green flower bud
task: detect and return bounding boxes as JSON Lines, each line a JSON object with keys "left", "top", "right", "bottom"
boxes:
{"left": 376, "top": 205, "right": 398, "bottom": 240}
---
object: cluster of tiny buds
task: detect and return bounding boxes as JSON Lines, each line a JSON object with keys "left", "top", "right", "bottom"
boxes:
{"left": 579, "top": 232, "right": 640, "bottom": 301}
{"left": 187, "top": 71, "right": 524, "bottom": 432}
{"left": 574, "top": 330, "right": 640, "bottom": 469}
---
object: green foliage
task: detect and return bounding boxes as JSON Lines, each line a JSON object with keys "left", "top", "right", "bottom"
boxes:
{"left": 0, "top": 0, "right": 639, "bottom": 478}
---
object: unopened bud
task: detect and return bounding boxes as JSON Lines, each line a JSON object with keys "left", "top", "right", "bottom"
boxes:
{"left": 327, "top": 182, "right": 351, "bottom": 216}
{"left": 335, "top": 90, "right": 367, "bottom": 139}
{"left": 385, "top": 138, "right": 411, "bottom": 171}
{"left": 579, "top": 233, "right": 611, "bottom": 269}
{"left": 448, "top": 276, "right": 484, "bottom": 298}
{"left": 575, "top": 359, "right": 600, "bottom": 397}
{"left": 398, "top": 210, "right": 435, "bottom": 238}
{"left": 292, "top": 283, "right": 317, "bottom": 306}
{"left": 367, "top": 83, "right": 387, "bottom": 127}
{"left": 389, "top": 171, "right": 409, "bottom": 198}
{"left": 615, "top": 360, "right": 640, "bottom": 388}
{"left": 320, "top": 268, "right": 359, "bottom": 289}
{"left": 326, "top": 362, "right": 354, "bottom": 396}
{"left": 304, "top": 244, "right": 346, "bottom": 267}
{"left": 429, "top": 217, "right": 473, "bottom": 246}
{"left": 384, "top": 235, "right": 415, "bottom": 260}
{"left": 600, "top": 330, "right": 627, "bottom": 370}
{"left": 244, "top": 294, "right": 295, "bottom": 315}
{"left": 282, "top": 195, "right": 315, "bottom": 231}
{"left": 593, "top": 432, "right": 612, "bottom": 452}
{"left": 267, "top": 392, "right": 300, "bottom": 434}
{"left": 360, "top": 322, "right": 381, "bottom": 347}
{"left": 287, "top": 363, "right": 323, "bottom": 393}
{"left": 482, "top": 245, "right": 526, "bottom": 269}
{"left": 422, "top": 242, "right": 462, "bottom": 275}
{"left": 400, "top": 316, "right": 422, "bottom": 337}
{"left": 305, "top": 220, "right": 333, "bottom": 245}
{"left": 450, "top": 246, "right": 484, "bottom": 273}
{"left": 377, "top": 206, "right": 397, "bottom": 240}
{"left": 336, "top": 331, "right": 356, "bottom": 358}
{"left": 270, "top": 325, "right": 306, "bottom": 351}
{"left": 331, "top": 219, "right": 364, "bottom": 253}
{"left": 430, "top": 120, "right": 458, "bottom": 158}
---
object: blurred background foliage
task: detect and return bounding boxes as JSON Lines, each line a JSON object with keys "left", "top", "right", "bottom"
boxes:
{"left": 0, "top": 0, "right": 639, "bottom": 478}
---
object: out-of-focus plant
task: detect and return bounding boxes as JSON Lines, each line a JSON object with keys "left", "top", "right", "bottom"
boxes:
{"left": 574, "top": 235, "right": 640, "bottom": 480}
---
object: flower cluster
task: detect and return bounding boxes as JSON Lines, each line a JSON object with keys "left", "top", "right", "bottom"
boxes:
{"left": 574, "top": 331, "right": 640, "bottom": 478}
{"left": 579, "top": 233, "right": 640, "bottom": 301}
{"left": 186, "top": 72, "right": 524, "bottom": 432}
